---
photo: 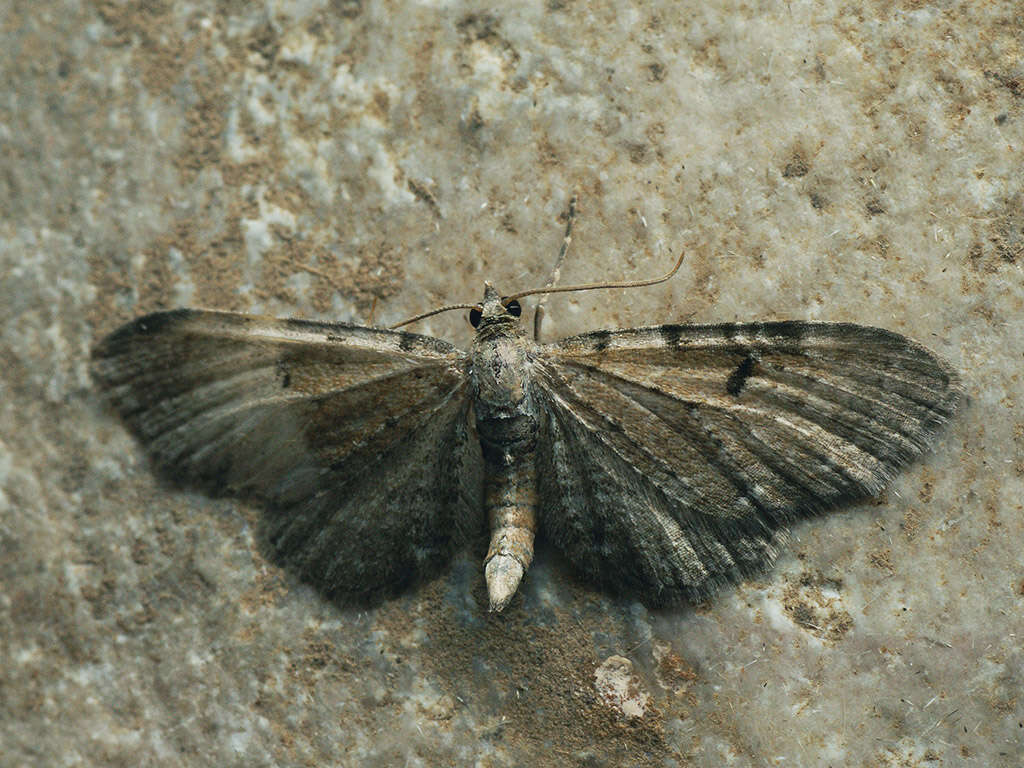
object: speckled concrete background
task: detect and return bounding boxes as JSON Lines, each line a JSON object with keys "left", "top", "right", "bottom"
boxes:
{"left": 2, "top": 1, "right": 1022, "bottom": 766}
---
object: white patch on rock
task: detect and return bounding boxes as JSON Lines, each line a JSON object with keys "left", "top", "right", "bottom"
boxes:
{"left": 594, "top": 655, "right": 650, "bottom": 719}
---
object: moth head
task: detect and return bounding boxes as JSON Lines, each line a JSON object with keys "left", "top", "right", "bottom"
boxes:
{"left": 469, "top": 282, "right": 522, "bottom": 328}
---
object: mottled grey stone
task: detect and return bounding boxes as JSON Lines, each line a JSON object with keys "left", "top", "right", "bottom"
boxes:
{"left": 2, "top": 1, "right": 1022, "bottom": 766}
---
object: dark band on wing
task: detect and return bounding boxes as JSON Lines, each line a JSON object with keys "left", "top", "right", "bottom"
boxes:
{"left": 725, "top": 354, "right": 759, "bottom": 396}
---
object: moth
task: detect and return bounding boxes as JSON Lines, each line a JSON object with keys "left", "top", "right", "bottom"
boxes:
{"left": 92, "top": 210, "right": 962, "bottom": 612}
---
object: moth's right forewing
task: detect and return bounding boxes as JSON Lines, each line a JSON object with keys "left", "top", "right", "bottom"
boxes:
{"left": 92, "top": 309, "right": 483, "bottom": 600}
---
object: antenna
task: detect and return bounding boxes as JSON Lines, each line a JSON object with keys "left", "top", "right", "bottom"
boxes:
{"left": 533, "top": 194, "right": 578, "bottom": 341}
{"left": 502, "top": 250, "right": 685, "bottom": 303}
{"left": 388, "top": 251, "right": 684, "bottom": 331}
{"left": 388, "top": 194, "right": 685, "bottom": 332}
{"left": 389, "top": 303, "right": 478, "bottom": 330}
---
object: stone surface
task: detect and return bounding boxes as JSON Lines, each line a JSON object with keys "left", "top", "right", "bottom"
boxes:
{"left": 2, "top": 1, "right": 1022, "bottom": 766}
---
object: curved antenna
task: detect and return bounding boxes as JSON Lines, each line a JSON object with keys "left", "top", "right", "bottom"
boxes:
{"left": 388, "top": 251, "right": 686, "bottom": 331}
{"left": 389, "top": 303, "right": 478, "bottom": 330}
{"left": 504, "top": 250, "right": 686, "bottom": 303}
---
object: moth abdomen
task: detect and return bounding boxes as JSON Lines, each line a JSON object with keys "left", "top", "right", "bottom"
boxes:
{"left": 483, "top": 449, "right": 538, "bottom": 612}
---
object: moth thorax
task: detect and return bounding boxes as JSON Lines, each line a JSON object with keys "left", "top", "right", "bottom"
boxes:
{"left": 471, "top": 333, "right": 534, "bottom": 418}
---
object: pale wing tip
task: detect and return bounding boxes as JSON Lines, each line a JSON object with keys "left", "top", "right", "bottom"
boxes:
{"left": 485, "top": 554, "right": 525, "bottom": 612}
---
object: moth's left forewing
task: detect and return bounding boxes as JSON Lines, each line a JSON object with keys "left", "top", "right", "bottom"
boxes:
{"left": 532, "top": 322, "right": 962, "bottom": 603}
{"left": 94, "top": 311, "right": 469, "bottom": 479}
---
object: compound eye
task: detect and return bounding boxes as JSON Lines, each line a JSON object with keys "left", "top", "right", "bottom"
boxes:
{"left": 468, "top": 306, "right": 483, "bottom": 327}
{"left": 503, "top": 299, "right": 522, "bottom": 317}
